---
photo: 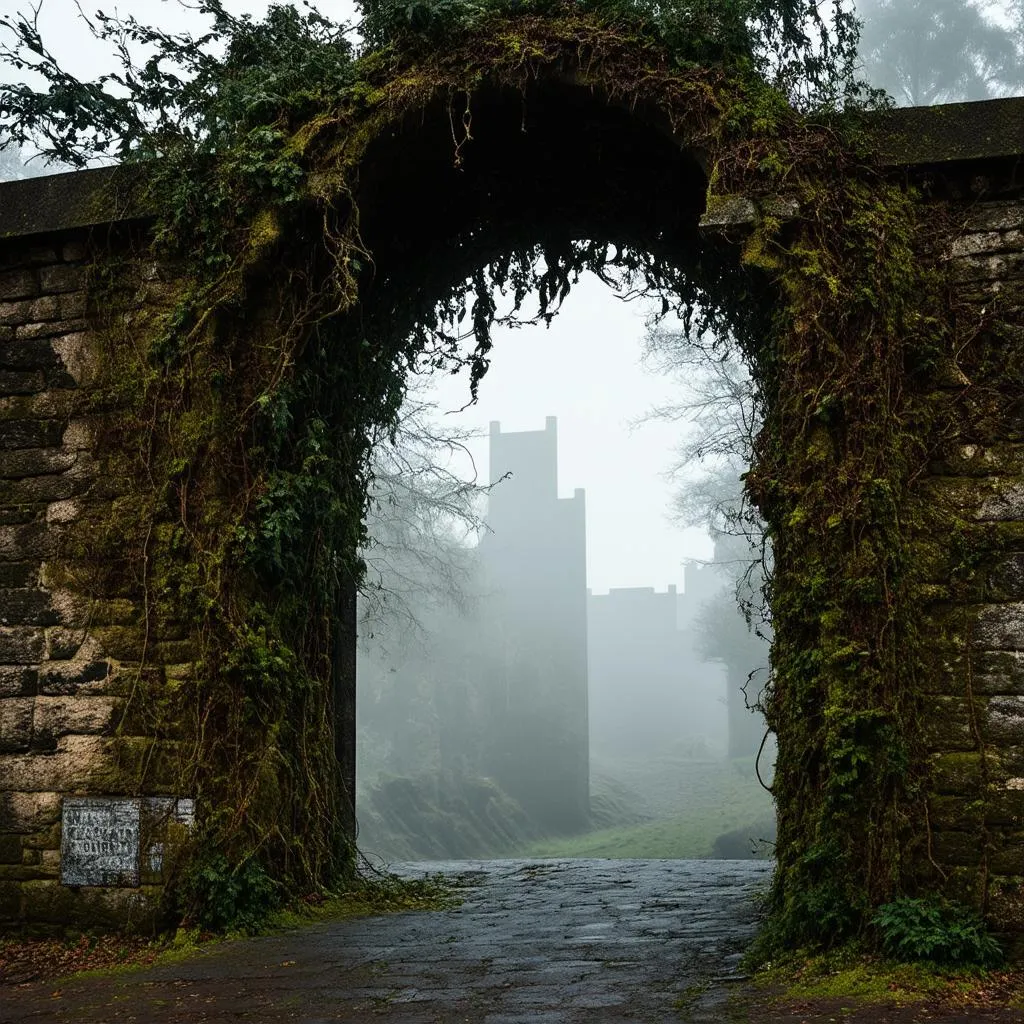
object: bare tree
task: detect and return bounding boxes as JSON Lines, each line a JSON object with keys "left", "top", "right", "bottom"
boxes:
{"left": 359, "top": 382, "right": 490, "bottom": 645}
{"left": 641, "top": 326, "right": 763, "bottom": 553}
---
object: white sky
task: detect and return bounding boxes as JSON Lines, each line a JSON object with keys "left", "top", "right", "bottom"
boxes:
{"left": 426, "top": 278, "right": 714, "bottom": 594}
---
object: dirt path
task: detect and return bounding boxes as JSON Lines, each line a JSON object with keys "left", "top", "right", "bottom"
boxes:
{"left": 3, "top": 858, "right": 1021, "bottom": 1023}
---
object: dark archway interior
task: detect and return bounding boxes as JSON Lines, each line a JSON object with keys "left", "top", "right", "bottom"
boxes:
{"left": 349, "top": 79, "right": 773, "bottom": 350}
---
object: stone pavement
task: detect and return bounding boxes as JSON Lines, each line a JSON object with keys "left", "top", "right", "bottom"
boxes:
{"left": 1, "top": 858, "right": 771, "bottom": 1023}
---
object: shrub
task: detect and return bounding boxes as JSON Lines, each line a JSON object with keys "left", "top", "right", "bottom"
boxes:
{"left": 873, "top": 897, "right": 1003, "bottom": 969}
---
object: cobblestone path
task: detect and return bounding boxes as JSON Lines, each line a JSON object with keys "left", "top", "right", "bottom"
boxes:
{"left": 2, "top": 858, "right": 771, "bottom": 1023}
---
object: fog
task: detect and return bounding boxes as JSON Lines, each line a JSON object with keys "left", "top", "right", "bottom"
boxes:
{"left": 355, "top": 282, "right": 776, "bottom": 864}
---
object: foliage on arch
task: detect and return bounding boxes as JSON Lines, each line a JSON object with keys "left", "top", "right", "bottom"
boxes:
{"left": 2, "top": 2, "right": 964, "bottom": 943}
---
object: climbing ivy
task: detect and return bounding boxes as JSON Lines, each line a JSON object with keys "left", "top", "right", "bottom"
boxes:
{"left": 0, "top": 1, "right": 971, "bottom": 942}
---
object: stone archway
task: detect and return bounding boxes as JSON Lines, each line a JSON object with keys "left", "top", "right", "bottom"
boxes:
{"left": 0, "top": 15, "right": 1022, "bottom": 951}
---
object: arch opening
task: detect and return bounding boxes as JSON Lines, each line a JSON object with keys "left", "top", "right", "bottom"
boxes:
{"left": 343, "top": 81, "right": 777, "bottom": 866}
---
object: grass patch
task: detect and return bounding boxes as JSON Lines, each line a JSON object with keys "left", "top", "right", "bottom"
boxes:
{"left": 754, "top": 949, "right": 1013, "bottom": 1010}
{"left": 523, "top": 755, "right": 774, "bottom": 859}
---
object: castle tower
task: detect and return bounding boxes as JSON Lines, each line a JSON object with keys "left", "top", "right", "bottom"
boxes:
{"left": 479, "top": 417, "right": 590, "bottom": 833}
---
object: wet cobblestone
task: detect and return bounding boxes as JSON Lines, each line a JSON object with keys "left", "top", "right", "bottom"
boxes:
{"left": 2, "top": 858, "right": 771, "bottom": 1023}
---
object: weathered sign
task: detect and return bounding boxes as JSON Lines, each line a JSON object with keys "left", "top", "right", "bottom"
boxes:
{"left": 61, "top": 797, "right": 141, "bottom": 887}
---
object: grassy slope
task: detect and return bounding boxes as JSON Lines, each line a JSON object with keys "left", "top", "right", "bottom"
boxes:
{"left": 523, "top": 751, "right": 775, "bottom": 859}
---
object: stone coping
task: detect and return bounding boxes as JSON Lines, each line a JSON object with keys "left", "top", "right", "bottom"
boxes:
{"left": 1, "top": 96, "right": 1022, "bottom": 240}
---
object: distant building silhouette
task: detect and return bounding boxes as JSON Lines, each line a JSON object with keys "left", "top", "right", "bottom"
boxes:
{"left": 478, "top": 417, "right": 590, "bottom": 833}
{"left": 588, "top": 574, "right": 729, "bottom": 759}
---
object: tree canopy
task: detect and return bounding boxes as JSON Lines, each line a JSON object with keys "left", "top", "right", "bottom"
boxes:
{"left": 857, "top": 0, "right": 1024, "bottom": 106}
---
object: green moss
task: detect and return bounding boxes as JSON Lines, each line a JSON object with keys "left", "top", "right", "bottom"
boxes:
{"left": 756, "top": 951, "right": 984, "bottom": 1007}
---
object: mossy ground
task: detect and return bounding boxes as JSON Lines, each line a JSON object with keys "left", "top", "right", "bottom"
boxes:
{"left": 522, "top": 755, "right": 773, "bottom": 859}
{"left": 738, "top": 950, "right": 1024, "bottom": 1020}
{"left": 0, "top": 875, "right": 455, "bottom": 987}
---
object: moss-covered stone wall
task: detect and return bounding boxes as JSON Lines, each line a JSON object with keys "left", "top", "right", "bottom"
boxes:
{"left": 0, "top": 87, "right": 1022, "bottom": 946}
{"left": 914, "top": 195, "right": 1024, "bottom": 954}
{"left": 0, "top": 230, "right": 168, "bottom": 930}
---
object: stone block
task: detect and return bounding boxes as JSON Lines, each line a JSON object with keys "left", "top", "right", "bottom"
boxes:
{"left": 45, "top": 627, "right": 86, "bottom": 661}
{"left": 987, "top": 876, "right": 1024, "bottom": 934}
{"left": 985, "top": 788, "right": 1024, "bottom": 826}
{"left": 930, "top": 751, "right": 986, "bottom": 793}
{"left": 0, "top": 270, "right": 37, "bottom": 301}
{"left": 14, "top": 318, "right": 89, "bottom": 342}
{"left": 0, "top": 420, "right": 65, "bottom": 451}
{"left": 995, "top": 745, "right": 1024, "bottom": 776}
{"left": 0, "top": 860, "right": 57, "bottom": 883}
{"left": 0, "top": 626, "right": 44, "bottom": 663}
{"left": 2, "top": 474, "right": 84, "bottom": 506}
{"left": 90, "top": 626, "right": 145, "bottom": 662}
{"left": 921, "top": 697, "right": 976, "bottom": 750}
{"left": 18, "top": 879, "right": 164, "bottom": 932}
{"left": 0, "top": 881, "right": 20, "bottom": 921}
{"left": 980, "top": 484, "right": 1024, "bottom": 521}
{"left": 0, "top": 563, "right": 38, "bottom": 589}
{"left": 928, "top": 793, "right": 984, "bottom": 830}
{"left": 991, "top": 835, "right": 1024, "bottom": 876}
{"left": 0, "top": 835, "right": 23, "bottom": 864}
{"left": 61, "top": 419, "right": 94, "bottom": 452}
{"left": 0, "top": 390, "right": 78, "bottom": 420}
{"left": 26, "top": 295, "right": 59, "bottom": 323}
{"left": 45, "top": 499, "right": 80, "bottom": 525}
{"left": 0, "top": 589, "right": 59, "bottom": 628}
{"left": 39, "top": 589, "right": 88, "bottom": 630}
{"left": 966, "top": 203, "right": 1024, "bottom": 233}
{"left": 21, "top": 821, "right": 59, "bottom": 852}
{"left": 152, "top": 640, "right": 198, "bottom": 663}
{"left": 56, "top": 292, "right": 86, "bottom": 319}
{"left": 0, "top": 447, "right": 78, "bottom": 480}
{"left": 38, "top": 265, "right": 85, "bottom": 294}
{"left": 0, "top": 666, "right": 37, "bottom": 697}
{"left": 952, "top": 250, "right": 1024, "bottom": 281}
{"left": 0, "top": 370, "right": 46, "bottom": 396}
{"left": 0, "top": 791, "right": 60, "bottom": 832}
{"left": 0, "top": 506, "right": 37, "bottom": 526}
{"left": 931, "top": 829, "right": 985, "bottom": 866}
{"left": 50, "top": 333, "right": 97, "bottom": 387}
{"left": 0, "top": 299, "right": 34, "bottom": 327}
{"left": 699, "top": 194, "right": 757, "bottom": 232}
{"left": 38, "top": 659, "right": 113, "bottom": 696}
{"left": 987, "top": 555, "right": 1024, "bottom": 601}
{"left": 983, "top": 696, "right": 1024, "bottom": 743}
{"left": 0, "top": 338, "right": 67, "bottom": 374}
{"left": 86, "top": 600, "right": 140, "bottom": 628}
{"left": 0, "top": 698, "right": 33, "bottom": 752}
{"left": 974, "top": 604, "right": 1024, "bottom": 649}
{"left": 950, "top": 229, "right": 1024, "bottom": 258}
{"left": 0, "top": 734, "right": 109, "bottom": 791}
{"left": 32, "top": 695, "right": 117, "bottom": 743}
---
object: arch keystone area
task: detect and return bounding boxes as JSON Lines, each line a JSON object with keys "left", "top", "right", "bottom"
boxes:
{"left": 0, "top": 16, "right": 1022, "bottom": 951}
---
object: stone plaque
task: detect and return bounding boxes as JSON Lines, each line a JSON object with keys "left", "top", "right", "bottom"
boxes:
{"left": 61, "top": 797, "right": 141, "bottom": 887}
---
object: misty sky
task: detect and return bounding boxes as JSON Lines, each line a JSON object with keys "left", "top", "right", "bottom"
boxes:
{"left": 2, "top": 0, "right": 1018, "bottom": 591}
